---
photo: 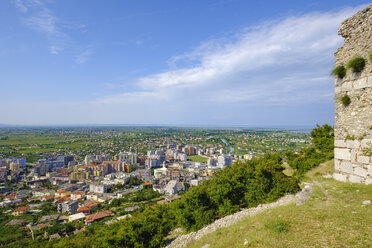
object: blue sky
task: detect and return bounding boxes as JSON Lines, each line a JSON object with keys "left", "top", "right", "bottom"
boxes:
{"left": 0, "top": 0, "right": 370, "bottom": 127}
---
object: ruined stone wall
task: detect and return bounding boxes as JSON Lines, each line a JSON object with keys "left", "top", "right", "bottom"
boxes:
{"left": 333, "top": 5, "right": 372, "bottom": 184}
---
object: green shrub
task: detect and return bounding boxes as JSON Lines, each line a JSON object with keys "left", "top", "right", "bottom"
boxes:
{"left": 369, "top": 52, "right": 372, "bottom": 62}
{"left": 346, "top": 57, "right": 366, "bottom": 72}
{"left": 331, "top": 65, "right": 346, "bottom": 78}
{"left": 286, "top": 124, "right": 334, "bottom": 176}
{"left": 341, "top": 94, "right": 351, "bottom": 106}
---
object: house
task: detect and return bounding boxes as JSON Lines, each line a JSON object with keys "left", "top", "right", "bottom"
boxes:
{"left": 6, "top": 219, "right": 26, "bottom": 226}
{"left": 39, "top": 214, "right": 59, "bottom": 223}
{"left": 77, "top": 206, "right": 90, "bottom": 214}
{"left": 55, "top": 190, "right": 71, "bottom": 198}
{"left": 49, "top": 233, "right": 61, "bottom": 241}
{"left": 85, "top": 210, "right": 114, "bottom": 224}
{"left": 125, "top": 205, "right": 139, "bottom": 212}
{"left": 140, "top": 182, "right": 153, "bottom": 190}
{"left": 68, "top": 213, "right": 86, "bottom": 222}
{"left": 164, "top": 180, "right": 184, "bottom": 195}
{"left": 57, "top": 201, "right": 79, "bottom": 214}
{"left": 54, "top": 195, "right": 70, "bottom": 205}
{"left": 70, "top": 191, "right": 85, "bottom": 201}
{"left": 13, "top": 206, "right": 29, "bottom": 216}
{"left": 40, "top": 195, "right": 55, "bottom": 202}
{"left": 84, "top": 201, "right": 100, "bottom": 211}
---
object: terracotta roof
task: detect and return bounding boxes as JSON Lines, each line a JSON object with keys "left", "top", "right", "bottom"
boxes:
{"left": 14, "top": 206, "right": 29, "bottom": 212}
{"left": 85, "top": 201, "right": 100, "bottom": 208}
{"left": 142, "top": 182, "right": 153, "bottom": 186}
{"left": 85, "top": 210, "right": 114, "bottom": 223}
{"left": 77, "top": 206, "right": 90, "bottom": 213}
{"left": 6, "top": 193, "right": 16, "bottom": 199}
{"left": 71, "top": 191, "right": 84, "bottom": 195}
{"left": 102, "top": 161, "right": 121, "bottom": 164}
{"left": 41, "top": 195, "right": 54, "bottom": 200}
{"left": 55, "top": 196, "right": 70, "bottom": 204}
{"left": 56, "top": 190, "right": 70, "bottom": 193}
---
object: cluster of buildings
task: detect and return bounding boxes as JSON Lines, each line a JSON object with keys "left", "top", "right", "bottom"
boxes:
{"left": 0, "top": 158, "right": 26, "bottom": 182}
{"left": 0, "top": 142, "right": 238, "bottom": 226}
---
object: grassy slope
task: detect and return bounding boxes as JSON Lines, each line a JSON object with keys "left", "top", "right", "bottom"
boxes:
{"left": 186, "top": 160, "right": 372, "bottom": 248}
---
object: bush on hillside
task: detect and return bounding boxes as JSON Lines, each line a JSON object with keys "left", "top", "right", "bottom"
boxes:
{"left": 170, "top": 153, "right": 300, "bottom": 231}
{"left": 286, "top": 124, "right": 334, "bottom": 176}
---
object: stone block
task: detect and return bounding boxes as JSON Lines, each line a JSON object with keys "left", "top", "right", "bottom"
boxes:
{"left": 368, "top": 76, "right": 372, "bottom": 85}
{"left": 361, "top": 139, "right": 372, "bottom": 148}
{"left": 346, "top": 140, "right": 359, "bottom": 149}
{"left": 366, "top": 178, "right": 372, "bottom": 185}
{"left": 349, "top": 175, "right": 363, "bottom": 183}
{"left": 354, "top": 77, "right": 368, "bottom": 89}
{"left": 357, "top": 154, "right": 370, "bottom": 164}
{"left": 341, "top": 81, "right": 353, "bottom": 91}
{"left": 354, "top": 166, "right": 368, "bottom": 178}
{"left": 333, "top": 173, "right": 347, "bottom": 182}
{"left": 335, "top": 148, "right": 351, "bottom": 160}
{"left": 334, "top": 140, "right": 346, "bottom": 147}
{"left": 340, "top": 161, "right": 353, "bottom": 174}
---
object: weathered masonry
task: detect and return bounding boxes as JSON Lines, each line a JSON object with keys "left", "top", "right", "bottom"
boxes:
{"left": 333, "top": 5, "right": 372, "bottom": 184}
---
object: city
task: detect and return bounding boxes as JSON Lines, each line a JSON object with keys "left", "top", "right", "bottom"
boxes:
{"left": 0, "top": 127, "right": 309, "bottom": 243}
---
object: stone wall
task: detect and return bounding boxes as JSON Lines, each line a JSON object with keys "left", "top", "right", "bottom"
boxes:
{"left": 333, "top": 5, "right": 372, "bottom": 184}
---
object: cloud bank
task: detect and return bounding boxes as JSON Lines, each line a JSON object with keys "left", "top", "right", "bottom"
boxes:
{"left": 3, "top": 6, "right": 363, "bottom": 126}
{"left": 88, "top": 7, "right": 358, "bottom": 126}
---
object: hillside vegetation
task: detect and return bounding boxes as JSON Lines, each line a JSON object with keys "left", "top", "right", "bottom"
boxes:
{"left": 185, "top": 160, "right": 372, "bottom": 247}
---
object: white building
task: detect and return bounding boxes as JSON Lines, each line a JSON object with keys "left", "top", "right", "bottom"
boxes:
{"left": 218, "top": 155, "right": 232, "bottom": 168}
{"left": 164, "top": 180, "right": 184, "bottom": 195}
{"left": 89, "top": 183, "right": 108, "bottom": 194}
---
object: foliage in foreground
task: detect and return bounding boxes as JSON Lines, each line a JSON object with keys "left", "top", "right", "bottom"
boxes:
{"left": 285, "top": 124, "right": 334, "bottom": 176}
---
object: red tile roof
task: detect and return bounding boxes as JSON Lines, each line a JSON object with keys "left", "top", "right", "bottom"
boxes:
{"left": 55, "top": 196, "right": 70, "bottom": 204}
{"left": 85, "top": 201, "right": 100, "bottom": 208}
{"left": 56, "top": 190, "right": 70, "bottom": 194}
{"left": 85, "top": 210, "right": 114, "bottom": 223}
{"left": 14, "top": 206, "right": 29, "bottom": 212}
{"left": 71, "top": 191, "right": 84, "bottom": 195}
{"left": 41, "top": 195, "right": 55, "bottom": 201}
{"left": 102, "top": 161, "right": 121, "bottom": 164}
{"left": 77, "top": 206, "right": 90, "bottom": 213}
{"left": 142, "top": 182, "right": 153, "bottom": 186}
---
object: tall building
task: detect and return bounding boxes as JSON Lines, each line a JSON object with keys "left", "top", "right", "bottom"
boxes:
{"left": 218, "top": 156, "right": 232, "bottom": 168}
{"left": 118, "top": 152, "right": 138, "bottom": 165}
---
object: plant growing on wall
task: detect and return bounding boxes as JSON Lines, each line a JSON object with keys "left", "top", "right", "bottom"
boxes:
{"left": 362, "top": 142, "right": 372, "bottom": 156}
{"left": 331, "top": 65, "right": 346, "bottom": 78}
{"left": 369, "top": 52, "right": 372, "bottom": 62}
{"left": 341, "top": 94, "right": 351, "bottom": 106}
{"left": 346, "top": 57, "right": 366, "bottom": 72}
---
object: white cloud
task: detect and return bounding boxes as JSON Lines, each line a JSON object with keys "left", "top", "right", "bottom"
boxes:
{"left": 14, "top": 0, "right": 71, "bottom": 54}
{"left": 13, "top": 0, "right": 28, "bottom": 13}
{"left": 89, "top": 7, "right": 361, "bottom": 126}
